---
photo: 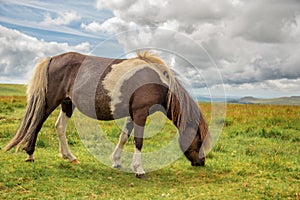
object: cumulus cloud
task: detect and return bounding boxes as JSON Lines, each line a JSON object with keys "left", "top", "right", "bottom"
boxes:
{"left": 96, "top": 0, "right": 237, "bottom": 32}
{"left": 232, "top": 0, "right": 300, "bottom": 43}
{"left": 42, "top": 11, "right": 81, "bottom": 26}
{"left": 81, "top": 21, "right": 102, "bottom": 33}
{"left": 81, "top": 18, "right": 137, "bottom": 33}
{"left": 92, "top": 0, "right": 300, "bottom": 97}
{"left": 0, "top": 25, "right": 90, "bottom": 83}
{"left": 220, "top": 78, "right": 300, "bottom": 98}
{"left": 96, "top": 0, "right": 136, "bottom": 11}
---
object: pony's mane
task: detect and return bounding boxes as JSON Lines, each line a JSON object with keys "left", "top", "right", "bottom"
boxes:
{"left": 136, "top": 51, "right": 166, "bottom": 67}
{"left": 167, "top": 79, "right": 208, "bottom": 143}
{"left": 136, "top": 51, "right": 208, "bottom": 141}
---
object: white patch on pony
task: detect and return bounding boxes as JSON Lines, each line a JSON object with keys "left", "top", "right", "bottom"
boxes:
{"left": 103, "top": 58, "right": 170, "bottom": 115}
{"left": 110, "top": 131, "right": 128, "bottom": 168}
{"left": 55, "top": 110, "right": 77, "bottom": 162}
{"left": 131, "top": 147, "right": 145, "bottom": 175}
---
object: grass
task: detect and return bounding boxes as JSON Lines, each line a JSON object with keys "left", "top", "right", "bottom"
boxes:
{"left": 0, "top": 84, "right": 26, "bottom": 96}
{"left": 0, "top": 84, "right": 299, "bottom": 199}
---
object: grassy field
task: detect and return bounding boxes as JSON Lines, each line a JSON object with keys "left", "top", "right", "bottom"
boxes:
{"left": 0, "top": 84, "right": 299, "bottom": 199}
{"left": 0, "top": 84, "right": 26, "bottom": 96}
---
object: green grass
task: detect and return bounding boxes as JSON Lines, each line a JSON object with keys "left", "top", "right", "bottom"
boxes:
{"left": 0, "top": 84, "right": 299, "bottom": 199}
{"left": 0, "top": 84, "right": 26, "bottom": 96}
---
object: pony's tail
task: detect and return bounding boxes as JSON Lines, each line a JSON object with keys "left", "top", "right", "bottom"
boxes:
{"left": 5, "top": 57, "right": 51, "bottom": 151}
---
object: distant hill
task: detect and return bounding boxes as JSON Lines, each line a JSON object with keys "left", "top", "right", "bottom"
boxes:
{"left": 239, "top": 96, "right": 258, "bottom": 102}
{"left": 229, "top": 96, "right": 300, "bottom": 106}
{"left": 0, "top": 84, "right": 26, "bottom": 96}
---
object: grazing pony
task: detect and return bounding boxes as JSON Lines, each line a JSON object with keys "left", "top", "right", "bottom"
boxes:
{"left": 6, "top": 52, "right": 209, "bottom": 178}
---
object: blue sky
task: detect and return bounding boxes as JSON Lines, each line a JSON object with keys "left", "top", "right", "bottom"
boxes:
{"left": 0, "top": 0, "right": 111, "bottom": 45}
{"left": 0, "top": 0, "right": 300, "bottom": 98}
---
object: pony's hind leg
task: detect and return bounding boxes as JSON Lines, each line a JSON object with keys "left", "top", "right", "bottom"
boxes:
{"left": 23, "top": 104, "right": 55, "bottom": 162}
{"left": 55, "top": 100, "right": 78, "bottom": 164}
{"left": 111, "top": 117, "right": 133, "bottom": 168}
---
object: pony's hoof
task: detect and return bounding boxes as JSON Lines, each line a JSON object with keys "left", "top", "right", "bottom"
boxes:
{"left": 25, "top": 158, "right": 34, "bottom": 162}
{"left": 135, "top": 173, "right": 147, "bottom": 179}
{"left": 70, "top": 159, "right": 80, "bottom": 164}
{"left": 113, "top": 164, "right": 122, "bottom": 169}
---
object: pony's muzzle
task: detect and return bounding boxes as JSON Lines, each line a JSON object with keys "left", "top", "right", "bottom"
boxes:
{"left": 191, "top": 157, "right": 205, "bottom": 167}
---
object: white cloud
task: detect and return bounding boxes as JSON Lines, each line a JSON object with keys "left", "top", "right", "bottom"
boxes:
{"left": 42, "top": 11, "right": 81, "bottom": 26}
{"left": 81, "top": 17, "right": 138, "bottom": 34}
{"left": 0, "top": 25, "right": 90, "bottom": 83}
{"left": 96, "top": 0, "right": 237, "bottom": 29}
{"left": 232, "top": 0, "right": 300, "bottom": 43}
{"left": 81, "top": 21, "right": 102, "bottom": 33}
{"left": 221, "top": 78, "right": 300, "bottom": 98}
{"left": 96, "top": 0, "right": 136, "bottom": 11}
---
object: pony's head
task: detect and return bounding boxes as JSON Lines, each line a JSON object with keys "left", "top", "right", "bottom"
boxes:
{"left": 179, "top": 122, "right": 206, "bottom": 166}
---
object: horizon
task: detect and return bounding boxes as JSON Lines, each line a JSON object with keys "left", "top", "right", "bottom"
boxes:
{"left": 0, "top": 82, "right": 298, "bottom": 100}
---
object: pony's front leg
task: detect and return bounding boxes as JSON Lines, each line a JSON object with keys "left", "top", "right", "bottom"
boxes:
{"left": 111, "top": 118, "right": 133, "bottom": 168}
{"left": 131, "top": 125, "right": 146, "bottom": 178}
{"left": 55, "top": 109, "right": 78, "bottom": 164}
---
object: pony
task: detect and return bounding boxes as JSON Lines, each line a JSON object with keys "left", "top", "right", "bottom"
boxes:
{"left": 5, "top": 51, "right": 209, "bottom": 178}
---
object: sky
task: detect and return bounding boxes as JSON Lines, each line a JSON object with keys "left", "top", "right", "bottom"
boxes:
{"left": 0, "top": 0, "right": 300, "bottom": 98}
